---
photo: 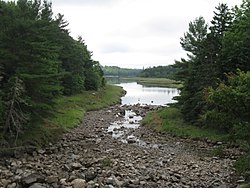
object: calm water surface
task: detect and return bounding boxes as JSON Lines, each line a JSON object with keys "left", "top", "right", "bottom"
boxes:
{"left": 117, "top": 82, "right": 179, "bottom": 106}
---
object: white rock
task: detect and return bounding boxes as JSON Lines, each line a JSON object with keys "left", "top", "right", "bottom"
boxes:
{"left": 71, "top": 179, "right": 86, "bottom": 188}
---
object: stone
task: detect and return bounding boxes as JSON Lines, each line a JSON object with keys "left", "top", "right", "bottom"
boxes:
{"left": 7, "top": 183, "right": 16, "bottom": 188}
{"left": 85, "top": 170, "right": 97, "bottom": 181}
{"left": 37, "top": 149, "right": 46, "bottom": 154}
{"left": 47, "top": 175, "right": 58, "bottom": 183}
{"left": 22, "top": 173, "right": 45, "bottom": 185}
{"left": 71, "top": 179, "right": 86, "bottom": 188}
{"left": 71, "top": 162, "right": 82, "bottom": 170}
{"left": 29, "top": 183, "right": 47, "bottom": 188}
{"left": 2, "top": 179, "right": 11, "bottom": 187}
{"left": 59, "top": 179, "right": 67, "bottom": 186}
{"left": 127, "top": 135, "right": 136, "bottom": 143}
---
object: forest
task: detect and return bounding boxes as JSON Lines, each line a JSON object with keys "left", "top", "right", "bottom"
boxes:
{"left": 0, "top": 0, "right": 105, "bottom": 145}
{"left": 138, "top": 65, "right": 177, "bottom": 79}
{"left": 101, "top": 66, "right": 141, "bottom": 77}
{"left": 172, "top": 1, "right": 250, "bottom": 137}
{"left": 168, "top": 1, "right": 250, "bottom": 177}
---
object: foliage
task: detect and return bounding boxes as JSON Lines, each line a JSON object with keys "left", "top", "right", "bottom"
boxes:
{"left": 138, "top": 65, "right": 178, "bottom": 79}
{"left": 171, "top": 2, "right": 250, "bottom": 181}
{"left": 102, "top": 66, "right": 141, "bottom": 77}
{"left": 19, "top": 85, "right": 123, "bottom": 146}
{"left": 173, "top": 2, "right": 248, "bottom": 124}
{"left": 0, "top": 0, "right": 105, "bottom": 145}
{"left": 121, "top": 77, "right": 182, "bottom": 88}
{"left": 142, "top": 107, "right": 225, "bottom": 141}
{"left": 202, "top": 71, "right": 250, "bottom": 137}
{"left": 234, "top": 152, "right": 250, "bottom": 181}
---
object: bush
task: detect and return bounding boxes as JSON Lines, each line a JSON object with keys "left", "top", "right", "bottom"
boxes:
{"left": 202, "top": 70, "right": 250, "bottom": 139}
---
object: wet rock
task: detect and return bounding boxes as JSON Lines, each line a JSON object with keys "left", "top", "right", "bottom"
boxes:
{"left": 127, "top": 135, "right": 136, "bottom": 143}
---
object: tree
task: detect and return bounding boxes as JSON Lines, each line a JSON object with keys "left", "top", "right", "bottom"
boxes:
{"left": 222, "top": 1, "right": 250, "bottom": 74}
{"left": 174, "top": 17, "right": 209, "bottom": 122}
{"left": 202, "top": 70, "right": 250, "bottom": 139}
{"left": 180, "top": 16, "right": 208, "bottom": 56}
{"left": 3, "top": 76, "right": 29, "bottom": 144}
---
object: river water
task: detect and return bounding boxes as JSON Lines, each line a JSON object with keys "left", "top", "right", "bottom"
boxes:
{"left": 116, "top": 82, "right": 179, "bottom": 106}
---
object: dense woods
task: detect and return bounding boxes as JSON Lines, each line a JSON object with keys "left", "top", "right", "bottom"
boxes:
{"left": 173, "top": 1, "right": 250, "bottom": 141}
{"left": 101, "top": 66, "right": 141, "bottom": 77}
{"left": 138, "top": 65, "right": 177, "bottom": 79}
{"left": 0, "top": 0, "right": 105, "bottom": 145}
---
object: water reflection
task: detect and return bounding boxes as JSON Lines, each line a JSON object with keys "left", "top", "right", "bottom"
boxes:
{"left": 116, "top": 82, "right": 179, "bottom": 106}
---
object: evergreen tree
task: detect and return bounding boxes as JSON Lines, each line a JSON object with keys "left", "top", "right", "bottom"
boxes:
{"left": 0, "top": 0, "right": 105, "bottom": 144}
{"left": 174, "top": 4, "right": 234, "bottom": 123}
{"left": 222, "top": 1, "right": 250, "bottom": 73}
{"left": 174, "top": 17, "right": 208, "bottom": 122}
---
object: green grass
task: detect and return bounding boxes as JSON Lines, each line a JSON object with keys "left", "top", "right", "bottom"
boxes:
{"left": 18, "top": 85, "right": 123, "bottom": 147}
{"left": 121, "top": 77, "right": 183, "bottom": 88}
{"left": 142, "top": 107, "right": 225, "bottom": 141}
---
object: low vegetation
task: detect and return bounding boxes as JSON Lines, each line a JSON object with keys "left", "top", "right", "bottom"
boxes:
{"left": 142, "top": 107, "right": 225, "bottom": 141}
{"left": 17, "top": 85, "right": 123, "bottom": 147}
{"left": 121, "top": 77, "right": 182, "bottom": 88}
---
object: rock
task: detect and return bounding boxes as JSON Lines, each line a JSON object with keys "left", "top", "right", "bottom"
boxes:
{"left": 128, "top": 114, "right": 134, "bottom": 118}
{"left": 37, "top": 149, "right": 46, "bottom": 154}
{"left": 59, "top": 179, "right": 67, "bottom": 186}
{"left": 86, "top": 180, "right": 96, "bottom": 188}
{"left": 7, "top": 183, "right": 16, "bottom": 188}
{"left": 127, "top": 135, "right": 137, "bottom": 143}
{"left": 217, "top": 141, "right": 223, "bottom": 145}
{"left": 71, "top": 162, "right": 82, "bottom": 170}
{"left": 106, "top": 176, "right": 121, "bottom": 186}
{"left": 71, "top": 179, "right": 86, "bottom": 188}
{"left": 85, "top": 170, "right": 97, "bottom": 181}
{"left": 2, "top": 179, "right": 11, "bottom": 187}
{"left": 29, "top": 183, "right": 47, "bottom": 188}
{"left": 47, "top": 175, "right": 58, "bottom": 183}
{"left": 22, "top": 173, "right": 45, "bottom": 185}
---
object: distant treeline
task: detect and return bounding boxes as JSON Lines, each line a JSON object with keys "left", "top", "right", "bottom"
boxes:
{"left": 101, "top": 66, "right": 141, "bottom": 77}
{"left": 102, "top": 65, "right": 178, "bottom": 79}
{"left": 138, "top": 65, "right": 178, "bottom": 79}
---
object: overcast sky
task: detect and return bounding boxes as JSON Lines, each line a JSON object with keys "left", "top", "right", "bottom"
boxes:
{"left": 51, "top": 0, "right": 243, "bottom": 69}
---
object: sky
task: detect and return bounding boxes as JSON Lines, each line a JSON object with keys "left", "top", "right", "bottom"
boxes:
{"left": 51, "top": 0, "right": 243, "bottom": 69}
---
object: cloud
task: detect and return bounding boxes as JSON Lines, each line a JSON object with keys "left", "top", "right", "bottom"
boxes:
{"left": 100, "top": 43, "right": 132, "bottom": 53}
{"left": 51, "top": 0, "right": 242, "bottom": 69}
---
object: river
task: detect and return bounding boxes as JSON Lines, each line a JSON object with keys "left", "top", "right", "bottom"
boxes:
{"left": 116, "top": 81, "right": 179, "bottom": 106}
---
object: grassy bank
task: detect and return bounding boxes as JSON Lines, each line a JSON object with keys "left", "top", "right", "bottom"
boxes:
{"left": 142, "top": 107, "right": 225, "bottom": 141}
{"left": 19, "top": 85, "right": 123, "bottom": 147}
{"left": 121, "top": 77, "right": 183, "bottom": 88}
{"left": 142, "top": 107, "right": 250, "bottom": 184}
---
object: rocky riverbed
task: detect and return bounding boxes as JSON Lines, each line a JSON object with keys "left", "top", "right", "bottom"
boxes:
{"left": 0, "top": 104, "right": 244, "bottom": 188}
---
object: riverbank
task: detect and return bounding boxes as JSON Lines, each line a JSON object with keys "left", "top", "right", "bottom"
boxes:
{"left": 0, "top": 104, "right": 243, "bottom": 187}
{"left": 142, "top": 107, "right": 250, "bottom": 186}
{"left": 118, "top": 77, "right": 182, "bottom": 88}
{"left": 1, "top": 85, "right": 124, "bottom": 152}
